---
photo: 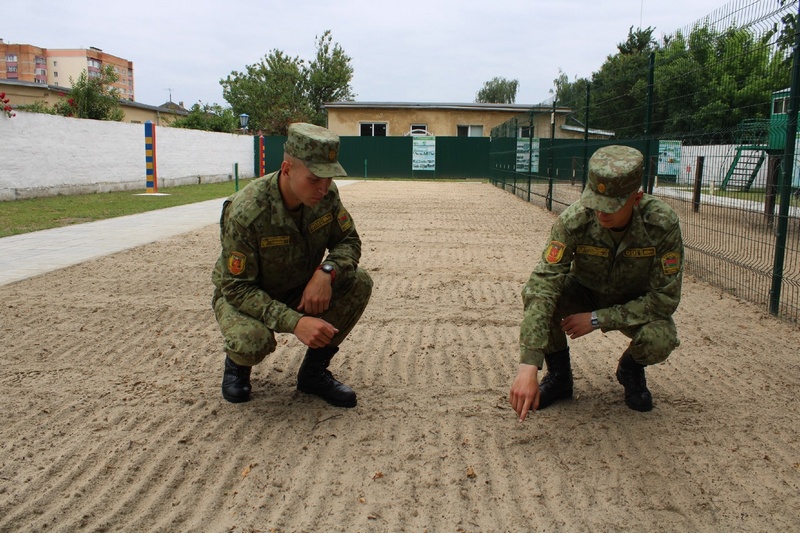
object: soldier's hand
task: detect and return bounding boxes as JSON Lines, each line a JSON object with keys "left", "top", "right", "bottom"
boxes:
{"left": 560, "top": 312, "right": 594, "bottom": 339}
{"left": 298, "top": 270, "right": 333, "bottom": 316}
{"left": 509, "top": 364, "right": 540, "bottom": 422}
{"left": 294, "top": 317, "right": 339, "bottom": 349}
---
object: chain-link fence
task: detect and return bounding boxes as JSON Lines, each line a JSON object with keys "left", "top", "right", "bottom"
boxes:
{"left": 490, "top": 0, "right": 800, "bottom": 323}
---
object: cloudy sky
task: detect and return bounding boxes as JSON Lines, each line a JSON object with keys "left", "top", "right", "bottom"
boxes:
{"left": 5, "top": 0, "right": 732, "bottom": 108}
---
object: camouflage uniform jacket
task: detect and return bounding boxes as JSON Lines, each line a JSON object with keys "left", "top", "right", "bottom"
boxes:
{"left": 520, "top": 195, "right": 683, "bottom": 367}
{"left": 212, "top": 170, "right": 361, "bottom": 334}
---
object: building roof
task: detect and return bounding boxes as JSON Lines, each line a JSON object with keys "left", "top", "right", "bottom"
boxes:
{"left": 0, "top": 79, "right": 187, "bottom": 116}
{"left": 323, "top": 101, "right": 572, "bottom": 113}
{"left": 561, "top": 124, "right": 615, "bottom": 138}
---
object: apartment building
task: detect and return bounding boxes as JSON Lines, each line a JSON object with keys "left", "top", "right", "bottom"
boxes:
{"left": 0, "top": 39, "right": 134, "bottom": 100}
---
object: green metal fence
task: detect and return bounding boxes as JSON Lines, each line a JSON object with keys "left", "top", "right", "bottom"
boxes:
{"left": 489, "top": 0, "right": 800, "bottom": 323}
{"left": 256, "top": 135, "right": 490, "bottom": 179}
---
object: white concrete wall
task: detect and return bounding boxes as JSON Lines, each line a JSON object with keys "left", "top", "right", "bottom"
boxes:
{"left": 673, "top": 144, "right": 770, "bottom": 189}
{"left": 0, "top": 110, "right": 255, "bottom": 200}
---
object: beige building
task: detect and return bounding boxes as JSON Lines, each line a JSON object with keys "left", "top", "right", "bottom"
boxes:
{"left": 0, "top": 79, "right": 185, "bottom": 125}
{"left": 323, "top": 101, "right": 614, "bottom": 139}
{"left": 1, "top": 39, "right": 134, "bottom": 100}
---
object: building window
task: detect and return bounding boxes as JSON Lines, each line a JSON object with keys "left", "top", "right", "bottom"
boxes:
{"left": 457, "top": 125, "right": 483, "bottom": 137}
{"left": 773, "top": 97, "right": 789, "bottom": 115}
{"left": 53, "top": 60, "right": 58, "bottom": 66}
{"left": 54, "top": 71, "right": 58, "bottom": 77}
{"left": 35, "top": 56, "right": 46, "bottom": 65}
{"left": 360, "top": 123, "right": 387, "bottom": 136}
{"left": 88, "top": 59, "right": 101, "bottom": 69}
{"left": 34, "top": 68, "right": 47, "bottom": 76}
{"left": 6, "top": 54, "right": 17, "bottom": 62}
{"left": 519, "top": 126, "right": 533, "bottom": 138}
{"left": 7, "top": 66, "right": 17, "bottom": 73}
{"left": 410, "top": 124, "right": 428, "bottom": 135}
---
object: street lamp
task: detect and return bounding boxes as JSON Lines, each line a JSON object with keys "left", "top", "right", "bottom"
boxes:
{"left": 239, "top": 113, "right": 249, "bottom": 134}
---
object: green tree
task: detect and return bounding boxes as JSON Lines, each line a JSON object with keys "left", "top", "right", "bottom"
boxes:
{"left": 548, "top": 18, "right": 791, "bottom": 143}
{"left": 56, "top": 65, "right": 125, "bottom": 121}
{"left": 588, "top": 26, "right": 656, "bottom": 138}
{"left": 221, "top": 31, "right": 355, "bottom": 135}
{"left": 475, "top": 77, "right": 519, "bottom": 104}
{"left": 550, "top": 68, "right": 590, "bottom": 110}
{"left": 304, "top": 30, "right": 356, "bottom": 125}
{"left": 169, "top": 102, "right": 238, "bottom": 132}
{"left": 651, "top": 24, "right": 789, "bottom": 141}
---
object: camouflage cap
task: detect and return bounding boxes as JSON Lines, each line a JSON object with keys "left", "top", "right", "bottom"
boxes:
{"left": 284, "top": 122, "right": 347, "bottom": 178}
{"left": 580, "top": 145, "right": 644, "bottom": 213}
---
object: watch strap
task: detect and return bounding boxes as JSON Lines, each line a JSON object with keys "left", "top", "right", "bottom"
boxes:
{"left": 317, "top": 263, "right": 336, "bottom": 283}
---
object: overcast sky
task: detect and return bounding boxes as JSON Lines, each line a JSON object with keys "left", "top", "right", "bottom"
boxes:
{"left": 5, "top": 0, "right": 732, "bottom": 108}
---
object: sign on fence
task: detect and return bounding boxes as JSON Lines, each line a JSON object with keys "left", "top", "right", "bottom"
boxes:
{"left": 412, "top": 136, "right": 436, "bottom": 171}
{"left": 516, "top": 138, "right": 540, "bottom": 173}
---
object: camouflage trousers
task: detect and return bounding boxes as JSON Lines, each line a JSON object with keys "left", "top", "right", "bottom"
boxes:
{"left": 545, "top": 276, "right": 679, "bottom": 366}
{"left": 212, "top": 267, "right": 373, "bottom": 366}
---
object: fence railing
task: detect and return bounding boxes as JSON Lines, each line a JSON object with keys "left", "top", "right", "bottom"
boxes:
{"left": 489, "top": 0, "right": 800, "bottom": 323}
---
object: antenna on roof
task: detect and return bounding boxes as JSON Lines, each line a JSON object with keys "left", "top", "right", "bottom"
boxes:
{"left": 164, "top": 88, "right": 173, "bottom": 103}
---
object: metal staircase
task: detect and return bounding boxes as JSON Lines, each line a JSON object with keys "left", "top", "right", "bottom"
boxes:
{"left": 720, "top": 146, "right": 766, "bottom": 191}
{"left": 719, "top": 119, "right": 769, "bottom": 192}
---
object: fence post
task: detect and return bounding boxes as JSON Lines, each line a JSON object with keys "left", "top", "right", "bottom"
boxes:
{"left": 547, "top": 100, "right": 556, "bottom": 211}
{"left": 582, "top": 83, "right": 591, "bottom": 189}
{"left": 692, "top": 156, "right": 705, "bottom": 213}
{"left": 770, "top": 1, "right": 800, "bottom": 316}
{"left": 144, "top": 121, "right": 158, "bottom": 193}
{"left": 644, "top": 52, "right": 656, "bottom": 194}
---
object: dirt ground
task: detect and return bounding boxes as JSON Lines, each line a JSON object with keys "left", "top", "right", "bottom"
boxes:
{"left": 1, "top": 181, "right": 799, "bottom": 532}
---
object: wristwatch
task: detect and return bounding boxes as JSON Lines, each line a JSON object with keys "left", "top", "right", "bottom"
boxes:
{"left": 317, "top": 263, "right": 336, "bottom": 283}
{"left": 591, "top": 311, "right": 600, "bottom": 330}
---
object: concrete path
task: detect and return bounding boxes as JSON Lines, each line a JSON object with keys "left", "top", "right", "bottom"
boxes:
{"left": 0, "top": 198, "right": 226, "bottom": 287}
{"left": 0, "top": 180, "right": 359, "bottom": 287}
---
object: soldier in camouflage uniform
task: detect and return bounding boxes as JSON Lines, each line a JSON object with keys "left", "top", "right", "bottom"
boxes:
{"left": 212, "top": 123, "right": 372, "bottom": 407}
{"left": 509, "top": 145, "right": 683, "bottom": 421}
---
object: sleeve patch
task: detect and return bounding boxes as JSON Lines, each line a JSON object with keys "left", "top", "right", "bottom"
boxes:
{"left": 661, "top": 251, "right": 681, "bottom": 275}
{"left": 337, "top": 209, "right": 353, "bottom": 232}
{"left": 545, "top": 241, "right": 566, "bottom": 264}
{"left": 228, "top": 252, "right": 247, "bottom": 275}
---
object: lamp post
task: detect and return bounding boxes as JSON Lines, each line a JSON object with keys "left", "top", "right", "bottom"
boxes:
{"left": 239, "top": 113, "right": 249, "bottom": 134}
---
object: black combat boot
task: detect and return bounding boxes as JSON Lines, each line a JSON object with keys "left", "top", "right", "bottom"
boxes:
{"left": 538, "top": 349, "right": 573, "bottom": 409}
{"left": 221, "top": 355, "right": 252, "bottom": 403}
{"left": 615, "top": 351, "right": 653, "bottom": 412}
{"left": 297, "top": 346, "right": 357, "bottom": 408}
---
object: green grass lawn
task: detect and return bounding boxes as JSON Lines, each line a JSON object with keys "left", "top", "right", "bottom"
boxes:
{"left": 0, "top": 179, "right": 254, "bottom": 238}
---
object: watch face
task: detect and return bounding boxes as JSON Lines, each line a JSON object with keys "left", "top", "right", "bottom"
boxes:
{"left": 322, "top": 264, "right": 334, "bottom": 273}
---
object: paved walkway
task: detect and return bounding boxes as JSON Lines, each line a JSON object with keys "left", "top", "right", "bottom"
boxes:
{"left": 0, "top": 198, "right": 226, "bottom": 287}
{"left": 0, "top": 181, "right": 359, "bottom": 287}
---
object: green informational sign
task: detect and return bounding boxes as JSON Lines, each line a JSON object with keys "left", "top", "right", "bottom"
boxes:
{"left": 516, "top": 138, "right": 540, "bottom": 173}
{"left": 412, "top": 136, "right": 436, "bottom": 171}
{"left": 657, "top": 140, "right": 682, "bottom": 176}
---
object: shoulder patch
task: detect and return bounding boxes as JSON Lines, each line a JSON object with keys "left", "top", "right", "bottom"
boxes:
{"left": 661, "top": 251, "right": 681, "bottom": 275}
{"left": 545, "top": 241, "right": 566, "bottom": 264}
{"left": 337, "top": 209, "right": 353, "bottom": 232}
{"left": 228, "top": 252, "right": 246, "bottom": 275}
